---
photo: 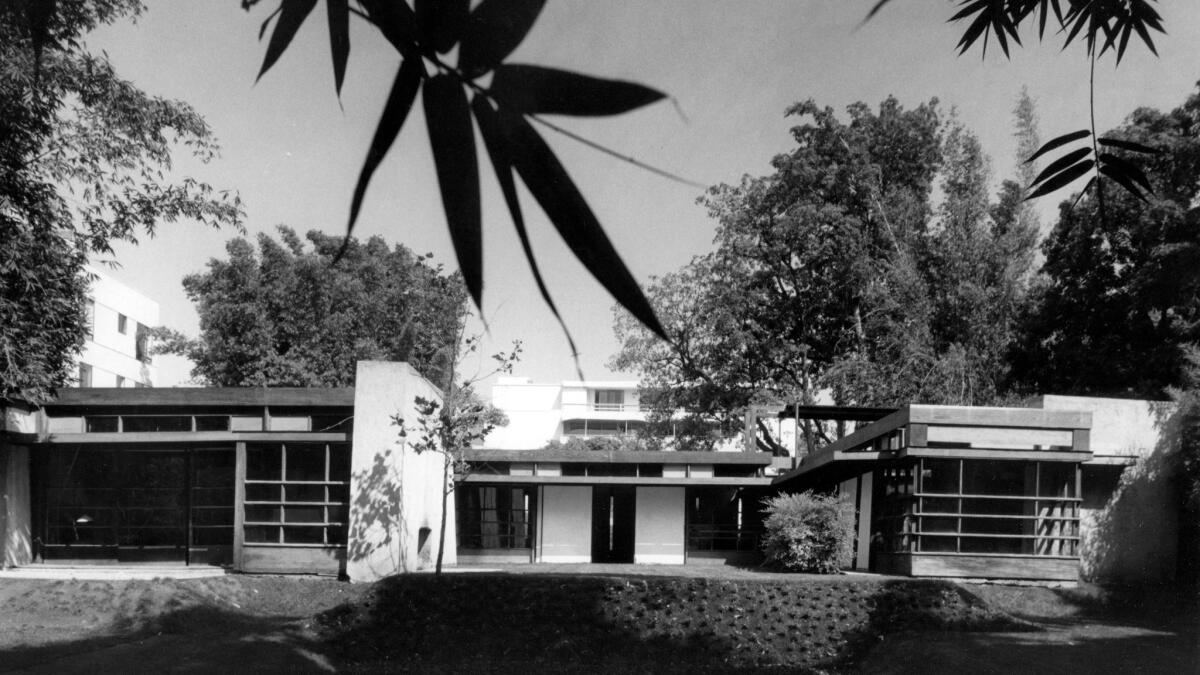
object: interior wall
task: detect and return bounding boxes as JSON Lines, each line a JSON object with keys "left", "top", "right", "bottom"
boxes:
{"left": 634, "top": 486, "right": 684, "bottom": 564}
{"left": 538, "top": 485, "right": 592, "bottom": 563}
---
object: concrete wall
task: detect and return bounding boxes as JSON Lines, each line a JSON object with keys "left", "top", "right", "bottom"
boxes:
{"left": 347, "top": 362, "right": 455, "bottom": 581}
{"left": 1039, "top": 395, "right": 1179, "bottom": 583}
{"left": 634, "top": 487, "right": 685, "bottom": 564}
{"left": 538, "top": 485, "right": 592, "bottom": 563}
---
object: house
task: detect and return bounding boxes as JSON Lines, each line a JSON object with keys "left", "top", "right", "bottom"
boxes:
{"left": 0, "top": 362, "right": 1183, "bottom": 583}
{"left": 77, "top": 267, "right": 159, "bottom": 388}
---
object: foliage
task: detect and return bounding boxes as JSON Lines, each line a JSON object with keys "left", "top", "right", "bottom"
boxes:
{"left": 1011, "top": 84, "right": 1200, "bottom": 398}
{"left": 155, "top": 226, "right": 466, "bottom": 387}
{"left": 541, "top": 436, "right": 647, "bottom": 453}
{"left": 244, "top": 0, "right": 669, "bottom": 352}
{"left": 613, "top": 97, "right": 1040, "bottom": 452}
{"left": 760, "top": 491, "right": 854, "bottom": 574}
{"left": 1169, "top": 348, "right": 1200, "bottom": 585}
{"left": 392, "top": 335, "right": 521, "bottom": 574}
{"left": 0, "top": 1, "right": 243, "bottom": 402}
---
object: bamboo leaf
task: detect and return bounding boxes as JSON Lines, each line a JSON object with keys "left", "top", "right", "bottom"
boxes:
{"left": 1099, "top": 164, "right": 1147, "bottom": 202}
{"left": 495, "top": 111, "right": 668, "bottom": 340}
{"left": 415, "top": 0, "right": 469, "bottom": 54}
{"left": 1097, "top": 137, "right": 1159, "bottom": 154}
{"left": 490, "top": 65, "right": 665, "bottom": 117}
{"left": 1131, "top": 13, "right": 1160, "bottom": 56}
{"left": 258, "top": 6, "right": 282, "bottom": 40}
{"left": 459, "top": 0, "right": 546, "bottom": 76}
{"left": 1099, "top": 152, "right": 1154, "bottom": 194}
{"left": 327, "top": 0, "right": 350, "bottom": 96}
{"left": 358, "top": 0, "right": 419, "bottom": 56}
{"left": 471, "top": 95, "right": 581, "bottom": 362}
{"left": 256, "top": 0, "right": 317, "bottom": 82}
{"left": 1025, "top": 129, "right": 1090, "bottom": 164}
{"left": 424, "top": 74, "right": 482, "bottom": 309}
{"left": 344, "top": 58, "right": 424, "bottom": 249}
{"left": 1024, "top": 159, "right": 1094, "bottom": 201}
{"left": 864, "top": 0, "right": 894, "bottom": 22}
{"left": 1029, "top": 146, "right": 1092, "bottom": 188}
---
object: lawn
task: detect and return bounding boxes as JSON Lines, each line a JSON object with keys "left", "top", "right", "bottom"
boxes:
{"left": 0, "top": 570, "right": 1195, "bottom": 673}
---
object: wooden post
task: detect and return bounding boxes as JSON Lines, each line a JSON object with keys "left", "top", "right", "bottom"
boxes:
{"left": 233, "top": 441, "right": 246, "bottom": 572}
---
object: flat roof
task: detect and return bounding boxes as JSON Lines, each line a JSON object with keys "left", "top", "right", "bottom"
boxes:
{"left": 465, "top": 448, "right": 775, "bottom": 465}
{"left": 46, "top": 387, "right": 355, "bottom": 410}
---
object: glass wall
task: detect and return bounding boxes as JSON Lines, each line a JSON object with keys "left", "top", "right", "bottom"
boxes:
{"left": 456, "top": 486, "right": 535, "bottom": 550}
{"left": 686, "top": 487, "right": 764, "bottom": 553}
{"left": 873, "top": 458, "right": 1080, "bottom": 558}
{"left": 242, "top": 442, "right": 351, "bottom": 547}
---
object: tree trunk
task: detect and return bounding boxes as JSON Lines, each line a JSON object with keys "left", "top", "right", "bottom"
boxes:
{"left": 436, "top": 452, "right": 450, "bottom": 576}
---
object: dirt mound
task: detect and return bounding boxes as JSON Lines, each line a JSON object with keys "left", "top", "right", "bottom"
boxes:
{"left": 316, "top": 574, "right": 1023, "bottom": 672}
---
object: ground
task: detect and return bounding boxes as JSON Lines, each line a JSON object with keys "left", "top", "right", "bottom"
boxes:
{"left": 0, "top": 566, "right": 1195, "bottom": 673}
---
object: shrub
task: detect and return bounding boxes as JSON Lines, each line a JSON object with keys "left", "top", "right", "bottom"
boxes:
{"left": 760, "top": 491, "right": 854, "bottom": 573}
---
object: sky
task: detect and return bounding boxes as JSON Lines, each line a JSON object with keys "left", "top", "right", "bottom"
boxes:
{"left": 85, "top": 1, "right": 1200, "bottom": 394}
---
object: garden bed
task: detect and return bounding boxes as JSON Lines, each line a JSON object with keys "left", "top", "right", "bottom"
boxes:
{"left": 316, "top": 573, "right": 1025, "bottom": 672}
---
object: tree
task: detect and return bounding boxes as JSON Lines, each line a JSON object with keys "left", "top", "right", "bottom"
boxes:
{"left": 394, "top": 335, "right": 521, "bottom": 575}
{"left": 1012, "top": 84, "right": 1200, "bottom": 398}
{"left": 226, "top": 1, "right": 1177, "bottom": 356}
{"left": 614, "top": 96, "right": 1043, "bottom": 450}
{"left": 156, "top": 226, "right": 468, "bottom": 387}
{"left": 1, "top": 1, "right": 244, "bottom": 402}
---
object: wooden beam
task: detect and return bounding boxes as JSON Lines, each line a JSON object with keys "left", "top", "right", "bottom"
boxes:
{"left": 41, "top": 432, "right": 350, "bottom": 444}
{"left": 902, "top": 447, "right": 1092, "bottom": 462}
{"left": 44, "top": 387, "right": 355, "bottom": 410}
{"left": 908, "top": 405, "right": 1091, "bottom": 430}
{"left": 463, "top": 448, "right": 775, "bottom": 465}
{"left": 459, "top": 475, "right": 774, "bottom": 487}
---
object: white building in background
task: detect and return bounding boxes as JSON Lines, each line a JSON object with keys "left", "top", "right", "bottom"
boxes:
{"left": 77, "top": 267, "right": 158, "bottom": 388}
{"left": 484, "top": 377, "right": 647, "bottom": 449}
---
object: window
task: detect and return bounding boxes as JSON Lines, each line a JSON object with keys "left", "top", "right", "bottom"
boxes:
{"left": 687, "top": 487, "right": 762, "bottom": 552}
{"left": 117, "top": 313, "right": 128, "bottom": 334}
{"left": 593, "top": 389, "right": 625, "bottom": 411}
{"left": 78, "top": 363, "right": 92, "bottom": 388}
{"left": 876, "top": 458, "right": 1081, "bottom": 558}
{"left": 242, "top": 443, "right": 351, "bottom": 546}
{"left": 84, "top": 299, "right": 95, "bottom": 339}
{"left": 456, "top": 486, "right": 535, "bottom": 549}
{"left": 135, "top": 323, "right": 149, "bottom": 362}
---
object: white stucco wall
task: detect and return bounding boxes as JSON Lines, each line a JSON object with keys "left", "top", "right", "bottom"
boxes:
{"left": 1038, "top": 395, "right": 1179, "bottom": 583}
{"left": 538, "top": 485, "right": 592, "bottom": 563}
{"left": 347, "top": 362, "right": 455, "bottom": 581}
{"left": 634, "top": 487, "right": 685, "bottom": 564}
{"left": 79, "top": 268, "right": 159, "bottom": 387}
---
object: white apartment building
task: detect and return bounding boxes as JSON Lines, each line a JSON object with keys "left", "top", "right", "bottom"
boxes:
{"left": 77, "top": 267, "right": 159, "bottom": 388}
{"left": 484, "top": 377, "right": 647, "bottom": 449}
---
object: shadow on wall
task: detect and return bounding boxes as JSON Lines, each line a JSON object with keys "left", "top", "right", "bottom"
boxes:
{"left": 345, "top": 450, "right": 408, "bottom": 574}
{"left": 1082, "top": 402, "right": 1180, "bottom": 584}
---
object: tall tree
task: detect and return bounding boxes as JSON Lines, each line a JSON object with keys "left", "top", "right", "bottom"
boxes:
{"left": 615, "top": 97, "right": 1044, "bottom": 450}
{"left": 1, "top": 1, "right": 243, "bottom": 403}
{"left": 1013, "top": 84, "right": 1200, "bottom": 398}
{"left": 613, "top": 97, "right": 946, "bottom": 452}
{"left": 156, "top": 227, "right": 468, "bottom": 387}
